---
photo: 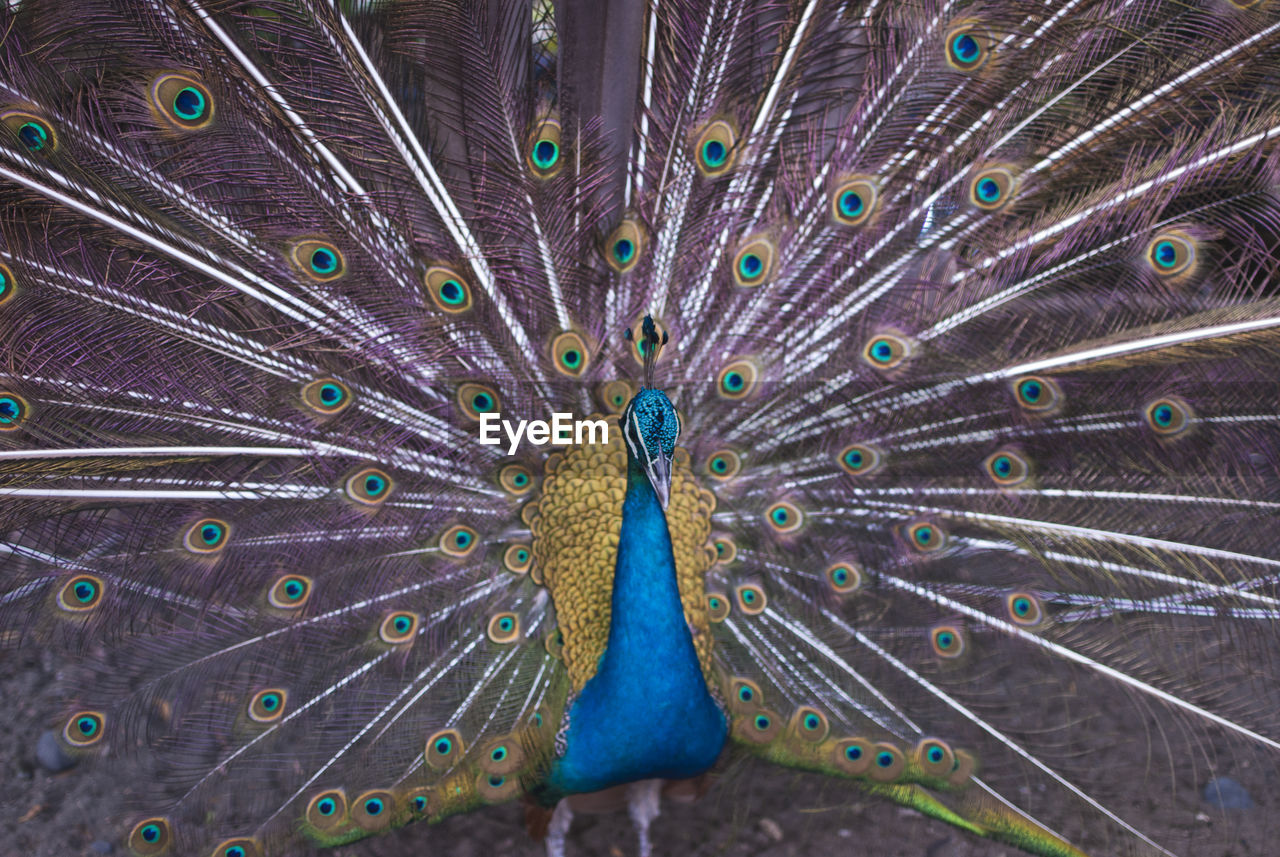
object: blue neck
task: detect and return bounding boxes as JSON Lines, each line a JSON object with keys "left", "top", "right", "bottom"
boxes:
{"left": 547, "top": 458, "right": 727, "bottom": 795}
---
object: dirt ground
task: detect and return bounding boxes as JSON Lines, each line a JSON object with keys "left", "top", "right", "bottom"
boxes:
{"left": 2, "top": 643, "right": 1273, "bottom": 857}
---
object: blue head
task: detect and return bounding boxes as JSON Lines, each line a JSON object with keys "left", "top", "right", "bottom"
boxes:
{"left": 621, "top": 388, "right": 680, "bottom": 510}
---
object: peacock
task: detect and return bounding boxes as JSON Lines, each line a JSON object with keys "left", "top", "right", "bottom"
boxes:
{"left": 3, "top": 0, "right": 1280, "bottom": 855}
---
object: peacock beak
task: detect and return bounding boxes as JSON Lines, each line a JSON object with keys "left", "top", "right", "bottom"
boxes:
{"left": 647, "top": 452, "right": 672, "bottom": 511}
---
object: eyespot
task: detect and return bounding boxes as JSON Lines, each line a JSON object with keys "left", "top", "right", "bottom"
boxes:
{"left": 210, "top": 838, "right": 260, "bottom": 857}
{"left": 862, "top": 333, "right": 911, "bottom": 370}
{"left": 915, "top": 738, "right": 956, "bottom": 778}
{"left": 713, "top": 536, "right": 737, "bottom": 564}
{"left": 0, "top": 392, "right": 29, "bottom": 431}
{"left": 2, "top": 110, "right": 56, "bottom": 153}
{"left": 305, "top": 790, "right": 347, "bottom": 831}
{"left": 149, "top": 73, "right": 214, "bottom": 130}
{"left": 1145, "top": 397, "right": 1193, "bottom": 437}
{"left": 605, "top": 219, "right": 645, "bottom": 273}
{"left": 184, "top": 518, "right": 230, "bottom": 554}
{"left": 439, "top": 524, "right": 479, "bottom": 557}
{"left": 906, "top": 521, "right": 946, "bottom": 553}
{"left": 527, "top": 117, "right": 563, "bottom": 178}
{"left": 480, "top": 737, "right": 526, "bottom": 775}
{"left": 717, "top": 360, "right": 759, "bottom": 400}
{"left": 600, "top": 380, "right": 633, "bottom": 413}
{"left": 832, "top": 178, "right": 878, "bottom": 227}
{"left": 379, "top": 611, "right": 419, "bottom": 644}
{"left": 838, "top": 443, "right": 883, "bottom": 476}
{"left": 545, "top": 626, "right": 565, "bottom": 658}
{"left": 931, "top": 625, "right": 967, "bottom": 658}
{"left": 503, "top": 543, "right": 532, "bottom": 575}
{"left": 1146, "top": 231, "right": 1195, "bottom": 277}
{"left": 969, "top": 167, "right": 1016, "bottom": 211}
{"left": 766, "top": 501, "right": 803, "bottom": 534}
{"left": 0, "top": 262, "right": 17, "bottom": 306}
{"left": 487, "top": 612, "right": 520, "bottom": 644}
{"left": 457, "top": 382, "right": 501, "bottom": 421}
{"left": 945, "top": 25, "right": 991, "bottom": 71}
{"left": 790, "top": 706, "right": 830, "bottom": 742}
{"left": 291, "top": 240, "right": 345, "bottom": 282}
{"left": 63, "top": 711, "right": 105, "bottom": 747}
{"left": 423, "top": 264, "right": 472, "bottom": 313}
{"left": 425, "top": 729, "right": 465, "bottom": 770}
{"left": 707, "top": 591, "right": 731, "bottom": 622}
{"left": 495, "top": 464, "right": 534, "bottom": 497}
{"left": 1006, "top": 591, "right": 1044, "bottom": 626}
{"left": 57, "top": 575, "right": 104, "bottom": 612}
{"left": 706, "top": 449, "right": 741, "bottom": 480}
{"left": 735, "top": 583, "right": 767, "bottom": 615}
{"left": 345, "top": 467, "right": 393, "bottom": 505}
{"left": 352, "top": 791, "right": 395, "bottom": 832}
{"left": 551, "top": 331, "right": 590, "bottom": 377}
{"left": 694, "top": 119, "right": 737, "bottom": 177}
{"left": 301, "top": 378, "right": 353, "bottom": 415}
{"left": 826, "top": 562, "right": 863, "bottom": 594}
{"left": 869, "top": 743, "right": 906, "bottom": 782}
{"left": 268, "top": 575, "right": 312, "bottom": 609}
{"left": 948, "top": 749, "right": 977, "bottom": 786}
{"left": 834, "top": 737, "right": 874, "bottom": 776}
{"left": 476, "top": 770, "right": 521, "bottom": 802}
{"left": 248, "top": 689, "right": 287, "bottom": 723}
{"left": 406, "top": 788, "right": 434, "bottom": 818}
{"left": 984, "top": 449, "right": 1030, "bottom": 486}
{"left": 732, "top": 238, "right": 775, "bottom": 287}
{"left": 129, "top": 818, "right": 172, "bottom": 856}
{"left": 1012, "top": 375, "right": 1061, "bottom": 412}
{"left": 729, "top": 678, "right": 764, "bottom": 712}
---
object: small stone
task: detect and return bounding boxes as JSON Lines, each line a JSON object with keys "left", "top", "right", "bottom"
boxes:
{"left": 758, "top": 817, "right": 783, "bottom": 842}
{"left": 35, "top": 729, "right": 76, "bottom": 773}
{"left": 1203, "top": 776, "right": 1254, "bottom": 810}
{"left": 90, "top": 840, "right": 115, "bottom": 854}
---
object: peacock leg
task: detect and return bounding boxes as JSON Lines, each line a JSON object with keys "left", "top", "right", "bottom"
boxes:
{"left": 545, "top": 798, "right": 575, "bottom": 857}
{"left": 626, "top": 778, "right": 664, "bottom": 857}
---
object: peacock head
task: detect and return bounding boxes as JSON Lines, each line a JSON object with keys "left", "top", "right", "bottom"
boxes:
{"left": 621, "top": 387, "right": 680, "bottom": 510}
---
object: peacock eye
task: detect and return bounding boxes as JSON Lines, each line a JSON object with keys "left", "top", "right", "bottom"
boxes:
{"left": 732, "top": 238, "right": 775, "bottom": 287}
{"left": 1144, "top": 397, "right": 1193, "bottom": 437}
{"left": 0, "top": 262, "right": 15, "bottom": 306}
{"left": 839, "top": 443, "right": 883, "bottom": 476}
{"left": 862, "top": 333, "right": 911, "bottom": 370}
{"left": 735, "top": 583, "right": 768, "bottom": 614}
{"left": 57, "top": 575, "right": 104, "bottom": 612}
{"left": 352, "top": 790, "right": 396, "bottom": 832}
{"left": 717, "top": 360, "right": 759, "bottom": 399}
{"left": 705, "top": 449, "right": 741, "bottom": 480}
{"left": 694, "top": 119, "right": 737, "bottom": 177}
{"left": 0, "top": 392, "right": 29, "bottom": 431}
{"left": 551, "top": 330, "right": 590, "bottom": 376}
{"left": 707, "top": 592, "right": 731, "bottom": 621}
{"left": 826, "top": 562, "right": 863, "bottom": 594}
{"left": 306, "top": 791, "right": 347, "bottom": 830}
{"left": 969, "top": 167, "right": 1017, "bottom": 211}
{"left": 604, "top": 219, "right": 646, "bottom": 273}
{"left": 425, "top": 265, "right": 473, "bottom": 313}
{"left": 301, "top": 378, "right": 352, "bottom": 415}
{"left": 63, "top": 710, "right": 105, "bottom": 747}
{"left": 487, "top": 611, "right": 521, "bottom": 643}
{"left": 831, "top": 177, "right": 879, "bottom": 226}
{"left": 528, "top": 117, "right": 563, "bottom": 177}
{"left": 128, "top": 818, "right": 172, "bottom": 856}
{"left": 1146, "top": 231, "right": 1195, "bottom": 277}
{"left": 248, "top": 688, "right": 288, "bottom": 722}
{"left": 906, "top": 520, "right": 946, "bottom": 552}
{"left": 983, "top": 449, "right": 1030, "bottom": 486}
{"left": 504, "top": 543, "right": 533, "bottom": 574}
{"left": 149, "top": 73, "right": 214, "bottom": 129}
{"left": 457, "top": 382, "right": 501, "bottom": 421}
{"left": 379, "top": 611, "right": 419, "bottom": 644}
{"left": 3, "top": 109, "right": 57, "bottom": 153}
{"left": 268, "top": 575, "right": 312, "bottom": 609}
{"left": 1012, "top": 375, "right": 1061, "bottom": 413}
{"left": 184, "top": 518, "right": 231, "bottom": 554}
{"left": 1006, "top": 591, "right": 1045, "bottom": 626}
{"left": 345, "top": 467, "right": 393, "bottom": 506}
{"left": 945, "top": 25, "right": 991, "bottom": 71}
{"left": 930, "top": 625, "right": 967, "bottom": 658}
{"left": 765, "top": 501, "right": 803, "bottom": 533}
{"left": 212, "top": 838, "right": 259, "bottom": 857}
{"left": 440, "top": 524, "right": 479, "bottom": 557}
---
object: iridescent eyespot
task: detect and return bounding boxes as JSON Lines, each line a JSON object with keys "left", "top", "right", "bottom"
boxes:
{"left": 931, "top": 625, "right": 967, "bottom": 658}
{"left": 439, "top": 524, "right": 479, "bottom": 557}
{"left": 301, "top": 377, "right": 353, "bottom": 415}
{"left": 306, "top": 790, "right": 347, "bottom": 830}
{"left": 1144, "top": 397, "right": 1193, "bottom": 437}
{"left": 63, "top": 711, "right": 105, "bottom": 747}
{"left": 735, "top": 583, "right": 767, "bottom": 615}
{"left": 424, "top": 264, "right": 472, "bottom": 313}
{"left": 504, "top": 543, "right": 532, "bottom": 575}
{"left": 834, "top": 737, "right": 874, "bottom": 775}
{"left": 1012, "top": 375, "right": 1061, "bottom": 413}
{"left": 0, "top": 392, "right": 29, "bottom": 431}
{"left": 600, "top": 380, "right": 633, "bottom": 413}
{"left": 605, "top": 219, "right": 646, "bottom": 273}
{"left": 352, "top": 790, "right": 395, "bottom": 832}
{"left": 129, "top": 818, "right": 172, "bottom": 856}
{"left": 488, "top": 612, "right": 520, "bottom": 644}
{"left": 717, "top": 360, "right": 759, "bottom": 399}
{"left": 345, "top": 467, "right": 393, "bottom": 506}
{"left": 945, "top": 25, "right": 990, "bottom": 71}
{"left": 268, "top": 575, "right": 312, "bottom": 610}
{"left": 707, "top": 592, "right": 731, "bottom": 622}
{"left": 2, "top": 110, "right": 56, "bottom": 153}
{"left": 826, "top": 562, "right": 863, "bottom": 594}
{"left": 862, "top": 333, "right": 911, "bottom": 370}
{"left": 832, "top": 177, "right": 878, "bottom": 227}
{"left": 291, "top": 240, "right": 345, "bottom": 282}
{"left": 948, "top": 749, "right": 977, "bottom": 786}
{"left": 906, "top": 521, "right": 946, "bottom": 553}
{"left": 969, "top": 167, "right": 1016, "bottom": 211}
{"left": 790, "top": 706, "right": 830, "bottom": 742}
{"left": 379, "top": 611, "right": 419, "bottom": 644}
{"left": 528, "top": 117, "right": 563, "bottom": 177}
{"left": 915, "top": 738, "right": 956, "bottom": 777}
{"left": 706, "top": 449, "right": 741, "bottom": 480}
{"left": 984, "top": 449, "right": 1030, "bottom": 486}
{"left": 1006, "top": 591, "right": 1044, "bottom": 627}
{"left": 476, "top": 770, "right": 520, "bottom": 801}
{"left": 694, "top": 119, "right": 737, "bottom": 177}
{"left": 457, "top": 382, "right": 501, "bottom": 421}
{"left": 713, "top": 536, "right": 737, "bottom": 564}
{"left": 733, "top": 708, "right": 782, "bottom": 745}
{"left": 406, "top": 789, "right": 433, "bottom": 818}
{"left": 732, "top": 238, "right": 775, "bottom": 287}
{"left": 766, "top": 501, "right": 803, "bottom": 534}
{"left": 248, "top": 689, "right": 287, "bottom": 723}
{"left": 1146, "top": 231, "right": 1195, "bottom": 277}
{"left": 211, "top": 838, "right": 260, "bottom": 857}
{"left": 497, "top": 463, "right": 535, "bottom": 496}
{"left": 0, "top": 262, "right": 16, "bottom": 306}
{"left": 870, "top": 743, "right": 905, "bottom": 782}
{"left": 184, "top": 518, "right": 230, "bottom": 554}
{"left": 545, "top": 626, "right": 565, "bottom": 658}
{"left": 729, "top": 678, "right": 763, "bottom": 712}
{"left": 838, "top": 443, "right": 883, "bottom": 476}
{"left": 149, "top": 73, "right": 214, "bottom": 130}
{"left": 480, "top": 737, "right": 525, "bottom": 774}
{"left": 57, "top": 575, "right": 104, "bottom": 612}
{"left": 551, "top": 330, "right": 590, "bottom": 377}
{"left": 425, "top": 728, "right": 465, "bottom": 770}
